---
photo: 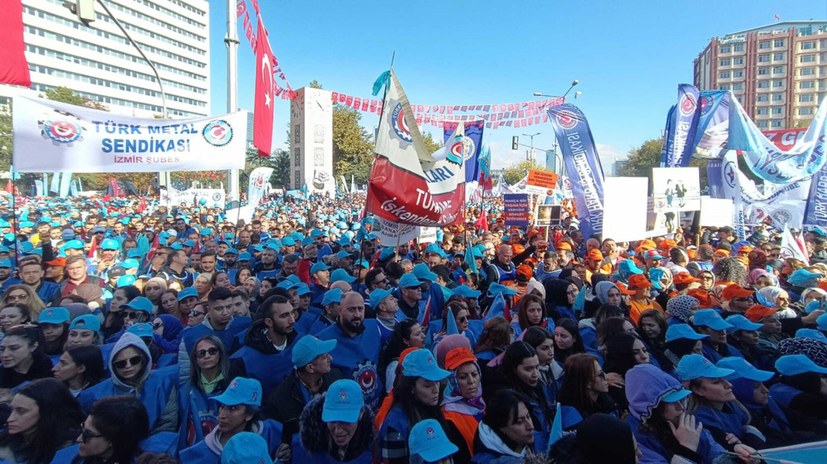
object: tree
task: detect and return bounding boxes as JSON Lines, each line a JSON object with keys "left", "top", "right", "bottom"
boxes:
{"left": 502, "top": 159, "right": 552, "bottom": 185}
{"left": 43, "top": 86, "right": 107, "bottom": 111}
{"left": 236, "top": 146, "right": 290, "bottom": 190}
{"left": 422, "top": 132, "right": 442, "bottom": 154}
{"left": 332, "top": 105, "right": 373, "bottom": 185}
{"left": 618, "top": 138, "right": 663, "bottom": 178}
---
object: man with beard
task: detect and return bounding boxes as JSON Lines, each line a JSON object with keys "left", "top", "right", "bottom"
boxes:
{"left": 229, "top": 295, "right": 299, "bottom": 393}
{"left": 158, "top": 248, "right": 195, "bottom": 288}
{"left": 317, "top": 291, "right": 383, "bottom": 410}
{"left": 254, "top": 247, "right": 279, "bottom": 280}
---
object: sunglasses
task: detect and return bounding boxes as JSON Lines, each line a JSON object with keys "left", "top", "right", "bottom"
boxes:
{"left": 113, "top": 355, "right": 143, "bottom": 370}
{"left": 196, "top": 347, "right": 219, "bottom": 358}
{"left": 123, "top": 311, "right": 145, "bottom": 320}
{"left": 80, "top": 425, "right": 104, "bottom": 443}
{"left": 190, "top": 311, "right": 205, "bottom": 318}
{"left": 6, "top": 294, "right": 27, "bottom": 302}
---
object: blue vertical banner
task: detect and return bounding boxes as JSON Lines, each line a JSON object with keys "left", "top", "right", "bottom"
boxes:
{"left": 547, "top": 104, "right": 605, "bottom": 239}
{"left": 804, "top": 162, "right": 827, "bottom": 228}
{"left": 659, "top": 105, "right": 676, "bottom": 167}
{"left": 663, "top": 84, "right": 701, "bottom": 167}
{"left": 692, "top": 90, "right": 730, "bottom": 158}
{"left": 443, "top": 120, "right": 484, "bottom": 183}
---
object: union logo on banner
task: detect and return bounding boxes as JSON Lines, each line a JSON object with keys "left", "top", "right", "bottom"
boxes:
{"left": 555, "top": 110, "right": 578, "bottom": 130}
{"left": 679, "top": 93, "right": 697, "bottom": 117}
{"left": 391, "top": 103, "right": 412, "bottom": 143}
{"left": 39, "top": 111, "right": 86, "bottom": 146}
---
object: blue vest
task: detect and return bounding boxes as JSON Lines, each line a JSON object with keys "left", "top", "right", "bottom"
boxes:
{"left": 179, "top": 384, "right": 221, "bottom": 448}
{"left": 229, "top": 338, "right": 297, "bottom": 394}
{"left": 180, "top": 317, "right": 252, "bottom": 357}
{"left": 290, "top": 434, "right": 372, "bottom": 464}
{"left": 178, "top": 420, "right": 282, "bottom": 464}
{"left": 317, "top": 320, "right": 383, "bottom": 410}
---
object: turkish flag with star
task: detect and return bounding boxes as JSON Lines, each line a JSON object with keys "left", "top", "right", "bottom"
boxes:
{"left": 254, "top": 17, "right": 275, "bottom": 157}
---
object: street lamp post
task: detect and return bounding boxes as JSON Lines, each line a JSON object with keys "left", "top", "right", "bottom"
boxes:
{"left": 522, "top": 132, "right": 540, "bottom": 162}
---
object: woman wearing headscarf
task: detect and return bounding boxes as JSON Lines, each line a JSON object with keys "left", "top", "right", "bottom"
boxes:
{"left": 665, "top": 294, "right": 699, "bottom": 326}
{"left": 749, "top": 268, "right": 778, "bottom": 290}
{"left": 543, "top": 279, "right": 578, "bottom": 322}
{"left": 441, "top": 346, "right": 485, "bottom": 464}
{"left": 758, "top": 286, "right": 796, "bottom": 319}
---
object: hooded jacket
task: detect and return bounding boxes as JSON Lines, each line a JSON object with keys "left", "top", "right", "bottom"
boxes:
{"left": 290, "top": 395, "right": 374, "bottom": 463}
{"left": 228, "top": 318, "right": 299, "bottom": 393}
{"left": 78, "top": 332, "right": 179, "bottom": 451}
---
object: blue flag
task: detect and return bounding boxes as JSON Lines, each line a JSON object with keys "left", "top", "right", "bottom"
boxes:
{"left": 659, "top": 105, "right": 676, "bottom": 167}
{"left": 547, "top": 104, "right": 605, "bottom": 240}
{"left": 443, "top": 120, "right": 484, "bottom": 184}
{"left": 485, "top": 292, "right": 506, "bottom": 322}
{"left": 446, "top": 307, "right": 459, "bottom": 335}
{"left": 547, "top": 403, "right": 564, "bottom": 453}
{"left": 692, "top": 91, "right": 730, "bottom": 158}
{"left": 663, "top": 84, "right": 701, "bottom": 167}
{"left": 804, "top": 162, "right": 827, "bottom": 228}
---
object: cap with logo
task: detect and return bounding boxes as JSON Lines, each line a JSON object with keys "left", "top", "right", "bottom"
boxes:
{"left": 213, "top": 377, "right": 263, "bottom": 407}
{"left": 291, "top": 335, "right": 337, "bottom": 368}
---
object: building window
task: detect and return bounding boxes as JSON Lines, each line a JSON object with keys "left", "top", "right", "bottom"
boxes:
{"left": 772, "top": 107, "right": 783, "bottom": 115}
{"left": 758, "top": 67, "right": 769, "bottom": 75}
{"left": 757, "top": 94, "right": 769, "bottom": 102}
{"left": 734, "top": 57, "right": 744, "bottom": 65}
{"left": 771, "top": 120, "right": 783, "bottom": 128}
{"left": 294, "top": 124, "right": 301, "bottom": 144}
{"left": 772, "top": 93, "right": 783, "bottom": 101}
{"left": 734, "top": 43, "right": 745, "bottom": 52}
{"left": 774, "top": 39, "right": 785, "bottom": 47}
{"left": 800, "top": 54, "right": 816, "bottom": 63}
{"left": 773, "top": 52, "right": 785, "bottom": 60}
{"left": 758, "top": 54, "right": 770, "bottom": 62}
{"left": 757, "top": 108, "right": 768, "bottom": 115}
{"left": 719, "top": 84, "right": 730, "bottom": 90}
{"left": 720, "top": 45, "right": 731, "bottom": 53}
{"left": 733, "top": 83, "right": 743, "bottom": 90}
{"left": 758, "top": 81, "right": 769, "bottom": 89}
{"left": 759, "top": 41, "right": 770, "bottom": 49}
{"left": 733, "top": 70, "right": 744, "bottom": 78}
{"left": 800, "top": 107, "right": 815, "bottom": 116}
{"left": 772, "top": 66, "right": 785, "bottom": 74}
{"left": 293, "top": 148, "right": 301, "bottom": 166}
{"left": 772, "top": 80, "right": 784, "bottom": 88}
{"left": 799, "top": 94, "right": 814, "bottom": 102}
{"left": 293, "top": 170, "right": 301, "bottom": 187}
{"left": 801, "top": 67, "right": 815, "bottom": 76}
{"left": 719, "top": 71, "right": 731, "bottom": 79}
{"left": 802, "top": 41, "right": 815, "bottom": 50}
{"left": 720, "top": 58, "right": 731, "bottom": 66}
{"left": 800, "top": 81, "right": 815, "bottom": 89}
{"left": 757, "top": 120, "right": 769, "bottom": 129}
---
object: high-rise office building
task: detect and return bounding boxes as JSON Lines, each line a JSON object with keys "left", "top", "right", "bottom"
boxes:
{"left": 20, "top": 0, "right": 210, "bottom": 117}
{"left": 694, "top": 20, "right": 827, "bottom": 130}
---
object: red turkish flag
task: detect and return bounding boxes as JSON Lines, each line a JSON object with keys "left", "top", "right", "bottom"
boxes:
{"left": 253, "top": 17, "right": 275, "bottom": 157}
{"left": 0, "top": 1, "right": 31, "bottom": 87}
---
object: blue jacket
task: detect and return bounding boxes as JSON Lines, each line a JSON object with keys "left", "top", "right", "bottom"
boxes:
{"left": 628, "top": 415, "right": 725, "bottom": 464}
{"left": 178, "top": 316, "right": 251, "bottom": 384}
{"left": 178, "top": 419, "right": 282, "bottom": 464}
{"left": 36, "top": 280, "right": 61, "bottom": 305}
{"left": 178, "top": 382, "right": 223, "bottom": 449}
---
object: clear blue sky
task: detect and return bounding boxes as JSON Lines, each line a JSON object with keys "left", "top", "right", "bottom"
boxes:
{"left": 208, "top": 0, "right": 826, "bottom": 171}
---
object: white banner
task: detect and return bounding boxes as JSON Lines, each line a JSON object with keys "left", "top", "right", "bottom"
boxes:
{"left": 247, "top": 167, "right": 273, "bottom": 207}
{"left": 418, "top": 227, "right": 438, "bottom": 244}
{"left": 161, "top": 187, "right": 226, "bottom": 209}
{"left": 13, "top": 96, "right": 247, "bottom": 172}
{"left": 699, "top": 197, "right": 734, "bottom": 227}
{"left": 227, "top": 205, "right": 256, "bottom": 224}
{"left": 373, "top": 217, "right": 421, "bottom": 245}
{"left": 652, "top": 167, "right": 701, "bottom": 213}
{"left": 602, "top": 177, "right": 648, "bottom": 242}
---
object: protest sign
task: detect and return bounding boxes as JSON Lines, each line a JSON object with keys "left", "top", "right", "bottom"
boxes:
{"left": 652, "top": 167, "right": 701, "bottom": 213}
{"left": 699, "top": 197, "right": 734, "bottom": 227}
{"left": 602, "top": 177, "right": 648, "bottom": 242}
{"left": 504, "top": 194, "right": 530, "bottom": 227}
{"left": 525, "top": 170, "right": 559, "bottom": 195}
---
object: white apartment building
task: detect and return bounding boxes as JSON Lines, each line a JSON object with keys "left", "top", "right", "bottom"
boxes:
{"left": 21, "top": 0, "right": 210, "bottom": 117}
{"left": 694, "top": 21, "right": 827, "bottom": 130}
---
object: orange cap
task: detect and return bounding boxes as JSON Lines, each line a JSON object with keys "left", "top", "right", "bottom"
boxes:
{"left": 444, "top": 347, "right": 478, "bottom": 370}
{"left": 721, "top": 284, "right": 754, "bottom": 301}
{"left": 45, "top": 257, "right": 66, "bottom": 267}
{"left": 556, "top": 241, "right": 572, "bottom": 251}
{"left": 615, "top": 282, "right": 637, "bottom": 295}
{"left": 745, "top": 305, "right": 777, "bottom": 323}
{"left": 628, "top": 274, "right": 653, "bottom": 290}
{"left": 587, "top": 249, "right": 604, "bottom": 261}
{"left": 714, "top": 249, "right": 731, "bottom": 257}
{"left": 517, "top": 264, "right": 534, "bottom": 280}
{"left": 686, "top": 288, "right": 713, "bottom": 307}
{"left": 673, "top": 272, "right": 699, "bottom": 286}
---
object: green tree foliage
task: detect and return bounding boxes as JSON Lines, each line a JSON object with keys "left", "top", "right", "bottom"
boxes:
{"left": 422, "top": 132, "right": 442, "bottom": 154}
{"left": 618, "top": 138, "right": 663, "bottom": 178}
{"left": 237, "top": 147, "right": 290, "bottom": 189}
{"left": 502, "top": 159, "right": 552, "bottom": 185}
{"left": 332, "top": 105, "right": 373, "bottom": 185}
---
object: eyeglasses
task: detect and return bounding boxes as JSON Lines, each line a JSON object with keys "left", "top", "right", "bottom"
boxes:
{"left": 594, "top": 370, "right": 607, "bottom": 380}
{"left": 6, "top": 294, "right": 26, "bottom": 302}
{"left": 196, "top": 347, "right": 219, "bottom": 358}
{"left": 80, "top": 425, "right": 104, "bottom": 443}
{"left": 113, "top": 355, "right": 143, "bottom": 370}
{"left": 123, "top": 311, "right": 145, "bottom": 320}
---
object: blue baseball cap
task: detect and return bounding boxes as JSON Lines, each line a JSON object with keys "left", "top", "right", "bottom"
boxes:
{"left": 124, "top": 296, "right": 153, "bottom": 314}
{"left": 126, "top": 249, "right": 143, "bottom": 259}
{"left": 413, "top": 263, "right": 438, "bottom": 282}
{"left": 676, "top": 354, "right": 735, "bottom": 382}
{"left": 618, "top": 259, "right": 644, "bottom": 276}
{"left": 199, "top": 228, "right": 213, "bottom": 236}
{"left": 409, "top": 419, "right": 458, "bottom": 462}
{"left": 169, "top": 242, "right": 183, "bottom": 250}
{"left": 310, "top": 261, "right": 331, "bottom": 274}
{"left": 122, "top": 258, "right": 140, "bottom": 269}
{"left": 717, "top": 357, "right": 774, "bottom": 382}
{"left": 330, "top": 268, "right": 356, "bottom": 284}
{"left": 282, "top": 237, "right": 296, "bottom": 247}
{"left": 452, "top": 285, "right": 481, "bottom": 299}
{"left": 295, "top": 283, "right": 311, "bottom": 296}
{"left": 0, "top": 259, "right": 11, "bottom": 269}
{"left": 337, "top": 250, "right": 351, "bottom": 260}
{"left": 725, "top": 315, "right": 763, "bottom": 333}
{"left": 292, "top": 335, "right": 337, "bottom": 368}
{"left": 369, "top": 288, "right": 394, "bottom": 309}
{"left": 775, "top": 354, "right": 827, "bottom": 376}
{"left": 69, "top": 314, "right": 101, "bottom": 333}
{"left": 91, "top": 226, "right": 105, "bottom": 234}
{"left": 100, "top": 239, "right": 120, "bottom": 250}
{"left": 488, "top": 282, "right": 518, "bottom": 297}
{"left": 238, "top": 252, "right": 252, "bottom": 262}
{"left": 62, "top": 239, "right": 84, "bottom": 250}
{"left": 692, "top": 309, "right": 732, "bottom": 331}
{"left": 665, "top": 323, "right": 708, "bottom": 343}
{"left": 276, "top": 280, "right": 298, "bottom": 291}
{"left": 285, "top": 274, "right": 302, "bottom": 285}
{"left": 399, "top": 273, "right": 423, "bottom": 288}
{"left": 402, "top": 349, "right": 450, "bottom": 381}
{"left": 214, "top": 377, "right": 263, "bottom": 407}
{"left": 224, "top": 248, "right": 238, "bottom": 256}
{"left": 322, "top": 288, "right": 344, "bottom": 306}
{"left": 322, "top": 380, "right": 363, "bottom": 423}
{"left": 424, "top": 243, "right": 446, "bottom": 258}
{"left": 795, "top": 328, "right": 827, "bottom": 343}
{"left": 354, "top": 259, "right": 369, "bottom": 269}
{"left": 178, "top": 287, "right": 198, "bottom": 301}
{"left": 818, "top": 313, "right": 827, "bottom": 332}
{"left": 788, "top": 268, "right": 823, "bottom": 287}
{"left": 127, "top": 322, "right": 153, "bottom": 339}
{"left": 116, "top": 275, "right": 137, "bottom": 288}
{"left": 220, "top": 432, "right": 272, "bottom": 464}
{"left": 38, "top": 306, "right": 70, "bottom": 325}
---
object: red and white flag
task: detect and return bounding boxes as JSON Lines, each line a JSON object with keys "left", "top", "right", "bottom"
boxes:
{"left": 781, "top": 224, "right": 809, "bottom": 265}
{"left": 0, "top": 1, "right": 31, "bottom": 87}
{"left": 253, "top": 17, "right": 275, "bottom": 157}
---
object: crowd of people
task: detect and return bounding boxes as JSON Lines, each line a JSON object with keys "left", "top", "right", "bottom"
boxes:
{"left": 0, "top": 190, "right": 823, "bottom": 463}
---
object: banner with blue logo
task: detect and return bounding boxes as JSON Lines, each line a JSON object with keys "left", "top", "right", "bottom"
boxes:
{"left": 547, "top": 104, "right": 605, "bottom": 239}
{"left": 692, "top": 90, "right": 730, "bottom": 159}
{"left": 443, "top": 120, "right": 483, "bottom": 184}
{"left": 12, "top": 96, "right": 247, "bottom": 173}
{"left": 728, "top": 95, "right": 827, "bottom": 183}
{"left": 663, "top": 84, "right": 701, "bottom": 167}
{"left": 804, "top": 162, "right": 827, "bottom": 228}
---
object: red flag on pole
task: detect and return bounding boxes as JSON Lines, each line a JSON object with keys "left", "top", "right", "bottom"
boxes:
{"left": 253, "top": 17, "right": 275, "bottom": 157}
{"left": 0, "top": 1, "right": 31, "bottom": 87}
